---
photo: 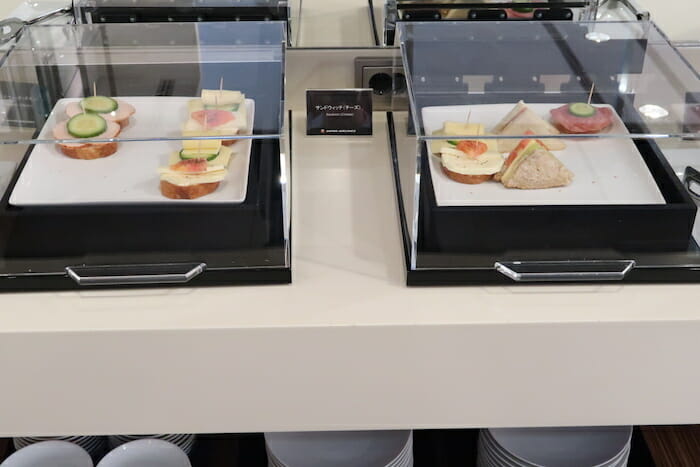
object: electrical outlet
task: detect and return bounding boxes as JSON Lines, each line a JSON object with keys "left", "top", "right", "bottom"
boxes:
{"left": 355, "top": 57, "right": 408, "bottom": 111}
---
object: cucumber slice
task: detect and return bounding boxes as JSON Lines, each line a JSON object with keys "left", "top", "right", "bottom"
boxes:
{"left": 82, "top": 96, "right": 118, "bottom": 114}
{"left": 447, "top": 140, "right": 459, "bottom": 146}
{"left": 568, "top": 102, "right": 597, "bottom": 118}
{"left": 66, "top": 114, "right": 108, "bottom": 138}
{"left": 512, "top": 7, "right": 534, "bottom": 12}
{"left": 179, "top": 149, "right": 220, "bottom": 161}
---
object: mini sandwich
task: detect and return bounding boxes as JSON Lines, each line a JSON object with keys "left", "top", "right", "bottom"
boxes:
{"left": 430, "top": 122, "right": 497, "bottom": 155}
{"left": 169, "top": 139, "right": 234, "bottom": 168}
{"left": 492, "top": 101, "right": 566, "bottom": 153}
{"left": 159, "top": 159, "right": 228, "bottom": 200}
{"left": 440, "top": 140, "right": 504, "bottom": 185}
{"left": 497, "top": 139, "right": 573, "bottom": 190}
{"left": 183, "top": 90, "right": 247, "bottom": 144}
{"left": 53, "top": 113, "right": 121, "bottom": 160}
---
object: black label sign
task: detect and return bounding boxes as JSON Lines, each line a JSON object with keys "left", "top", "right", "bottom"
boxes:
{"left": 306, "top": 89, "right": 373, "bottom": 136}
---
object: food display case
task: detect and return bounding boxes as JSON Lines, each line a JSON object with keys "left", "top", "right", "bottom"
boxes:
{"left": 391, "top": 20, "right": 700, "bottom": 285}
{"left": 383, "top": 0, "right": 603, "bottom": 45}
{"left": 72, "top": 0, "right": 302, "bottom": 45}
{"left": 0, "top": 20, "right": 290, "bottom": 290}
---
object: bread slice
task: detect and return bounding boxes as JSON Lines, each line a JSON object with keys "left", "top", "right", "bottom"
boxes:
{"left": 441, "top": 165, "right": 492, "bottom": 184}
{"left": 160, "top": 180, "right": 221, "bottom": 199}
{"left": 493, "top": 101, "right": 566, "bottom": 152}
{"left": 57, "top": 141, "right": 118, "bottom": 160}
{"left": 502, "top": 148, "right": 573, "bottom": 189}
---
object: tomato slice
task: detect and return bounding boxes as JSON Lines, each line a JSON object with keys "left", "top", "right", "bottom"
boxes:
{"left": 192, "top": 109, "right": 235, "bottom": 128}
{"left": 171, "top": 159, "right": 208, "bottom": 173}
{"left": 456, "top": 140, "right": 488, "bottom": 158}
{"left": 505, "top": 138, "right": 533, "bottom": 167}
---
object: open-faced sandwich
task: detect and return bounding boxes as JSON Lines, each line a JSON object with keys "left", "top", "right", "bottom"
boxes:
{"left": 440, "top": 139, "right": 504, "bottom": 185}
{"left": 496, "top": 138, "right": 573, "bottom": 189}
{"left": 492, "top": 101, "right": 566, "bottom": 153}
{"left": 430, "top": 122, "right": 497, "bottom": 155}
{"left": 66, "top": 96, "right": 135, "bottom": 129}
{"left": 184, "top": 90, "right": 248, "bottom": 145}
{"left": 169, "top": 139, "right": 234, "bottom": 168}
{"left": 159, "top": 158, "right": 228, "bottom": 200}
{"left": 550, "top": 102, "right": 614, "bottom": 134}
{"left": 53, "top": 113, "right": 121, "bottom": 160}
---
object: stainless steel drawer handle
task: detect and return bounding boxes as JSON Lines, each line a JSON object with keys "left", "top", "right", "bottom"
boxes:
{"left": 495, "top": 260, "right": 636, "bottom": 282}
{"left": 65, "top": 263, "right": 207, "bottom": 287}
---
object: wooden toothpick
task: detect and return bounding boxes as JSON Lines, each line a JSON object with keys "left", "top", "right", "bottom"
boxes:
{"left": 219, "top": 77, "right": 224, "bottom": 98}
{"left": 587, "top": 83, "right": 595, "bottom": 105}
{"left": 466, "top": 110, "right": 472, "bottom": 125}
{"left": 93, "top": 82, "right": 97, "bottom": 97}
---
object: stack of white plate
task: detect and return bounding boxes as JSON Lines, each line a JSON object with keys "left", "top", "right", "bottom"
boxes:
{"left": 13, "top": 436, "right": 106, "bottom": 460}
{"left": 107, "top": 435, "right": 195, "bottom": 455}
{"left": 265, "top": 430, "right": 413, "bottom": 467}
{"left": 477, "top": 426, "right": 633, "bottom": 467}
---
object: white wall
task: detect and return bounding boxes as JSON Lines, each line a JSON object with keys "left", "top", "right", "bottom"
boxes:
{"left": 639, "top": 0, "right": 699, "bottom": 42}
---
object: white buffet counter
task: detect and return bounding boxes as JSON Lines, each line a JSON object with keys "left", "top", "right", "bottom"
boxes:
{"left": 0, "top": 0, "right": 698, "bottom": 437}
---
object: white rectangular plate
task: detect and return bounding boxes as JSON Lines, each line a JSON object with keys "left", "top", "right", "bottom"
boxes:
{"left": 9, "top": 96, "right": 255, "bottom": 206}
{"left": 421, "top": 103, "right": 666, "bottom": 207}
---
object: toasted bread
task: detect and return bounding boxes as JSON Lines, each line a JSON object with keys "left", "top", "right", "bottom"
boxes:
{"left": 441, "top": 165, "right": 492, "bottom": 184}
{"left": 57, "top": 141, "right": 119, "bottom": 160}
{"left": 160, "top": 180, "right": 221, "bottom": 199}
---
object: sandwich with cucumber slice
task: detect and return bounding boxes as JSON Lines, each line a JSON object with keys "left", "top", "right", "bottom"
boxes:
{"left": 53, "top": 112, "right": 121, "bottom": 159}
{"left": 66, "top": 96, "right": 136, "bottom": 128}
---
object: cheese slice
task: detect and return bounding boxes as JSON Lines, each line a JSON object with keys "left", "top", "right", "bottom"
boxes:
{"left": 443, "top": 122, "right": 484, "bottom": 136}
{"left": 169, "top": 145, "right": 234, "bottom": 167}
{"left": 159, "top": 165, "right": 227, "bottom": 187}
{"left": 182, "top": 119, "right": 241, "bottom": 137}
{"left": 430, "top": 124, "right": 497, "bottom": 155}
{"left": 202, "top": 90, "right": 244, "bottom": 107}
{"left": 440, "top": 147, "right": 504, "bottom": 176}
{"left": 182, "top": 139, "right": 222, "bottom": 154}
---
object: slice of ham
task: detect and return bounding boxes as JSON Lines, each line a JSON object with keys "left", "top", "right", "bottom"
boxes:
{"left": 550, "top": 105, "right": 614, "bottom": 134}
{"left": 66, "top": 100, "right": 136, "bottom": 124}
{"left": 191, "top": 110, "right": 235, "bottom": 129}
{"left": 52, "top": 120, "right": 121, "bottom": 148}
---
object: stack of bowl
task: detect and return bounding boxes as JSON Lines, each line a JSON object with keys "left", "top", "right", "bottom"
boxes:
{"left": 477, "top": 426, "right": 633, "bottom": 467}
{"left": 107, "top": 435, "right": 195, "bottom": 456}
{"left": 265, "top": 430, "right": 413, "bottom": 467}
{"left": 13, "top": 436, "right": 106, "bottom": 460}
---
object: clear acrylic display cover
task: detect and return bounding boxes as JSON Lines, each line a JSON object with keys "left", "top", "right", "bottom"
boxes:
{"left": 0, "top": 21, "right": 290, "bottom": 290}
{"left": 393, "top": 20, "right": 700, "bottom": 285}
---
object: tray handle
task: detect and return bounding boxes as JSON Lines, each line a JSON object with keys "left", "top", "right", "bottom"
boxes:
{"left": 495, "top": 260, "right": 636, "bottom": 282}
{"left": 66, "top": 263, "right": 207, "bottom": 287}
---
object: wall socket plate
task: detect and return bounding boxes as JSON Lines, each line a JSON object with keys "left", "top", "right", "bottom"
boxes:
{"left": 354, "top": 57, "right": 408, "bottom": 111}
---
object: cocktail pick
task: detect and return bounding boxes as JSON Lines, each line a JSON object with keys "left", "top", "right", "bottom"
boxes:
{"left": 587, "top": 83, "right": 595, "bottom": 105}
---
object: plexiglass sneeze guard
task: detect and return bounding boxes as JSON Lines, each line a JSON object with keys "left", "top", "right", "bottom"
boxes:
{"left": 0, "top": 21, "right": 290, "bottom": 290}
{"left": 394, "top": 20, "right": 700, "bottom": 285}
